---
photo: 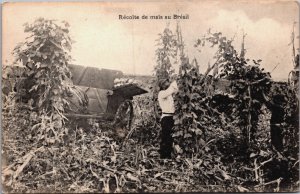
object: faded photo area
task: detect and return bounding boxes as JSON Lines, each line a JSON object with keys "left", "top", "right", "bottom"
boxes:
{"left": 1, "top": 1, "right": 299, "bottom": 193}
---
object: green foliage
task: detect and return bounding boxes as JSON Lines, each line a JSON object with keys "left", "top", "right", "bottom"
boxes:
{"left": 3, "top": 21, "right": 298, "bottom": 193}
{"left": 153, "top": 27, "right": 178, "bottom": 120}
{"left": 195, "top": 30, "right": 272, "bottom": 145}
{"left": 271, "top": 83, "right": 299, "bottom": 160}
{"left": 173, "top": 57, "right": 204, "bottom": 155}
{"left": 288, "top": 54, "right": 299, "bottom": 99}
{"left": 154, "top": 27, "right": 177, "bottom": 81}
{"left": 12, "top": 17, "right": 74, "bottom": 142}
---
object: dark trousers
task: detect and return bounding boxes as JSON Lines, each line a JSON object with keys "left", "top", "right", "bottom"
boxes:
{"left": 160, "top": 116, "right": 174, "bottom": 159}
{"left": 271, "top": 125, "right": 283, "bottom": 151}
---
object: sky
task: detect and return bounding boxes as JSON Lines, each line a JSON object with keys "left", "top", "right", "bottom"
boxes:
{"left": 2, "top": 0, "right": 299, "bottom": 81}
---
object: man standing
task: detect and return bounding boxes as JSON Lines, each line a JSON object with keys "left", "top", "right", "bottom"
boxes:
{"left": 158, "top": 79, "right": 178, "bottom": 159}
{"left": 262, "top": 92, "right": 285, "bottom": 151}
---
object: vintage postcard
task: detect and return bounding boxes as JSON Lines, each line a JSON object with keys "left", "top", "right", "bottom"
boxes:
{"left": 2, "top": 0, "right": 299, "bottom": 193}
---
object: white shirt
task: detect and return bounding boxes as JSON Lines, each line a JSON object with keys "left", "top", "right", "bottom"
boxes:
{"left": 158, "top": 81, "right": 178, "bottom": 118}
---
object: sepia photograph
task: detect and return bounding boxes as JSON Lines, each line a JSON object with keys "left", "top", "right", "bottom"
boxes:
{"left": 1, "top": 0, "right": 299, "bottom": 193}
